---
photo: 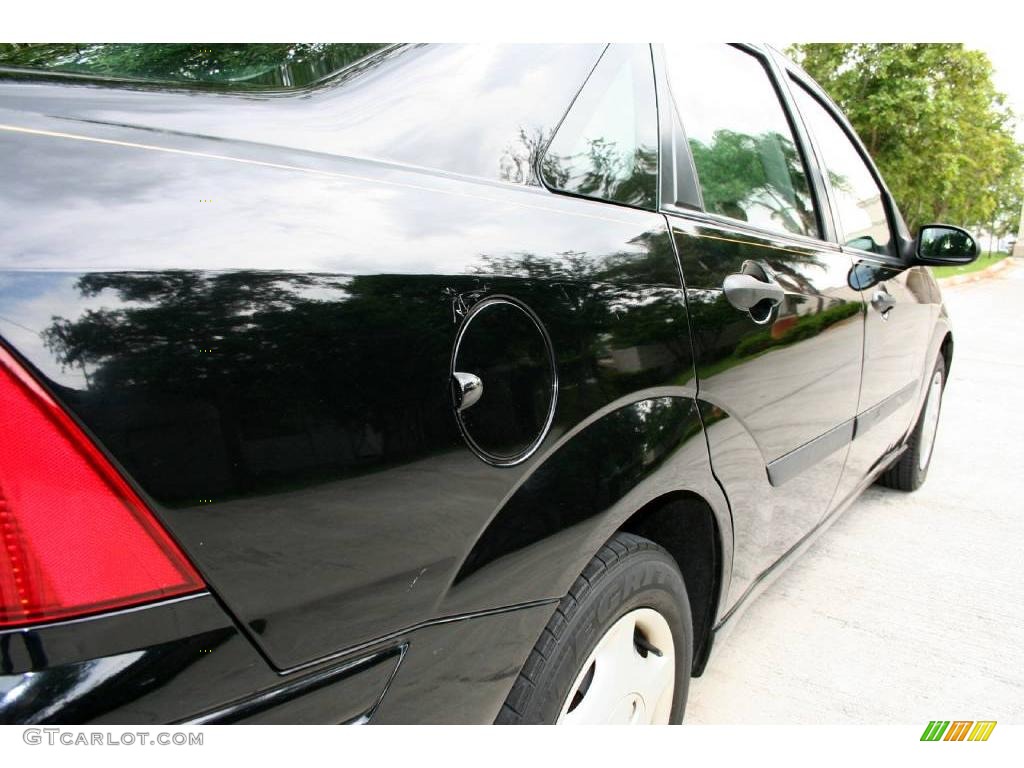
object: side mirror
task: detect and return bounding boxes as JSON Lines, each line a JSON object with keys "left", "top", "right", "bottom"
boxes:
{"left": 847, "top": 261, "right": 882, "bottom": 291}
{"left": 915, "top": 224, "right": 979, "bottom": 266}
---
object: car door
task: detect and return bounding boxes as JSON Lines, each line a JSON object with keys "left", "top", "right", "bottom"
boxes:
{"left": 786, "top": 74, "right": 938, "bottom": 510}
{"left": 657, "top": 44, "right": 865, "bottom": 608}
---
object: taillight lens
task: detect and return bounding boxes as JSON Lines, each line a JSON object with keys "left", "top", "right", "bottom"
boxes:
{"left": 0, "top": 345, "right": 204, "bottom": 628}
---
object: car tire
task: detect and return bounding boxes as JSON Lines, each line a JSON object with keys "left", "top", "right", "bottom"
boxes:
{"left": 496, "top": 531, "right": 693, "bottom": 724}
{"left": 877, "top": 355, "right": 946, "bottom": 492}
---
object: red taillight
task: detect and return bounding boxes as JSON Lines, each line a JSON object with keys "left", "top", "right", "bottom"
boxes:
{"left": 0, "top": 345, "right": 204, "bottom": 628}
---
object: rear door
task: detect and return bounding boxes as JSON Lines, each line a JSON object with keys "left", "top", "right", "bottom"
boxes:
{"left": 786, "top": 74, "right": 937, "bottom": 509}
{"left": 657, "top": 44, "right": 865, "bottom": 608}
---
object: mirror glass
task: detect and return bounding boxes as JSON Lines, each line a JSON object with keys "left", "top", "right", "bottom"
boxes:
{"left": 847, "top": 262, "right": 883, "bottom": 291}
{"left": 918, "top": 225, "right": 978, "bottom": 264}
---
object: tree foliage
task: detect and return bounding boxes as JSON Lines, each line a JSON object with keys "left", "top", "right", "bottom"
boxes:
{"left": 788, "top": 43, "right": 1023, "bottom": 236}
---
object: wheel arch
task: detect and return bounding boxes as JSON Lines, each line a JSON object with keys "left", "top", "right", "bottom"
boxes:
{"left": 917, "top": 317, "right": 953, "bottom": 419}
{"left": 940, "top": 330, "right": 954, "bottom": 379}
{"left": 618, "top": 490, "right": 724, "bottom": 676}
{"left": 440, "top": 391, "right": 733, "bottom": 650}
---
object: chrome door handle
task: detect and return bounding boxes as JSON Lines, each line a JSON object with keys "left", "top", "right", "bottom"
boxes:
{"left": 452, "top": 371, "right": 483, "bottom": 412}
{"left": 871, "top": 289, "right": 896, "bottom": 317}
{"left": 722, "top": 273, "right": 785, "bottom": 311}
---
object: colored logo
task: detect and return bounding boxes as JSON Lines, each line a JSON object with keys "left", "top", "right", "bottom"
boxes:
{"left": 920, "top": 721, "right": 997, "bottom": 741}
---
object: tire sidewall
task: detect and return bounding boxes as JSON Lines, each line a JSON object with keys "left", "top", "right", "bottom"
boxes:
{"left": 911, "top": 355, "right": 946, "bottom": 487}
{"left": 535, "top": 551, "right": 692, "bottom": 724}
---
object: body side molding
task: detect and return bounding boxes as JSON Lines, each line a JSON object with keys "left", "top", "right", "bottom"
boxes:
{"left": 767, "top": 419, "right": 855, "bottom": 487}
{"left": 852, "top": 379, "right": 920, "bottom": 440}
{"left": 766, "top": 379, "right": 921, "bottom": 487}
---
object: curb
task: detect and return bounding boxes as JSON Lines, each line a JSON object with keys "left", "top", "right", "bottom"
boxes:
{"left": 937, "top": 257, "right": 1016, "bottom": 287}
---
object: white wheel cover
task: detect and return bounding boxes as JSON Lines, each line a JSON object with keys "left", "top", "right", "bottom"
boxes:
{"left": 557, "top": 608, "right": 675, "bottom": 724}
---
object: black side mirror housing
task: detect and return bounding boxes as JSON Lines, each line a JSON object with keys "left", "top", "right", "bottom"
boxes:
{"left": 914, "top": 224, "right": 979, "bottom": 266}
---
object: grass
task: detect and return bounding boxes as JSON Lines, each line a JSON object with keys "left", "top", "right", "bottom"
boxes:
{"left": 930, "top": 252, "right": 1010, "bottom": 279}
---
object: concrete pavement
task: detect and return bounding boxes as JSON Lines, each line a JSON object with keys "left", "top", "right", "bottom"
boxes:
{"left": 686, "top": 260, "right": 1024, "bottom": 724}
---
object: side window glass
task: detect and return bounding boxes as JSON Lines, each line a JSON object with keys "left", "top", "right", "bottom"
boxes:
{"left": 664, "top": 44, "right": 818, "bottom": 239}
{"left": 791, "top": 80, "right": 894, "bottom": 256}
{"left": 541, "top": 44, "right": 658, "bottom": 209}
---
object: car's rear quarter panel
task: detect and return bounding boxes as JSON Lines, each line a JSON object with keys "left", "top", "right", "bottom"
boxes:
{"left": 0, "top": 76, "right": 729, "bottom": 690}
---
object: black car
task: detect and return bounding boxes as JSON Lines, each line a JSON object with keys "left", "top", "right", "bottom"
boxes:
{"left": 0, "top": 43, "right": 977, "bottom": 724}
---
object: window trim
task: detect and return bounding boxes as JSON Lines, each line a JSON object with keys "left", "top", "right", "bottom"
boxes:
{"left": 783, "top": 68, "right": 906, "bottom": 264}
{"left": 657, "top": 43, "right": 829, "bottom": 244}
{"left": 659, "top": 203, "right": 847, "bottom": 256}
{"left": 651, "top": 44, "right": 702, "bottom": 212}
{"left": 759, "top": 47, "right": 838, "bottom": 246}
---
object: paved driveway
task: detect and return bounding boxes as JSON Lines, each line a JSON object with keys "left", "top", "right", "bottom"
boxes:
{"left": 686, "top": 260, "right": 1024, "bottom": 724}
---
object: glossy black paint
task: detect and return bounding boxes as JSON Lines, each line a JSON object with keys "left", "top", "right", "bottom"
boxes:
{"left": 0, "top": 43, "right": 729, "bottom": 676}
{"left": 0, "top": 594, "right": 285, "bottom": 724}
{"left": 778, "top": 61, "right": 951, "bottom": 515}
{"left": 0, "top": 43, "right": 966, "bottom": 723}
{"left": 0, "top": 590, "right": 553, "bottom": 724}
{"left": 667, "top": 214, "right": 864, "bottom": 606}
{"left": 0, "top": 224, "right": 712, "bottom": 674}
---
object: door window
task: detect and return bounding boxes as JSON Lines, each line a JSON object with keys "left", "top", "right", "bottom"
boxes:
{"left": 791, "top": 80, "right": 895, "bottom": 257}
{"left": 664, "top": 44, "right": 818, "bottom": 239}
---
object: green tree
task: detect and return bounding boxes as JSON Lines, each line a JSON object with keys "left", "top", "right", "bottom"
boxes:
{"left": 788, "top": 43, "right": 1024, "bottom": 235}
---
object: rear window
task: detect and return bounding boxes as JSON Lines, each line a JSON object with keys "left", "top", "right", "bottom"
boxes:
{"left": 0, "top": 44, "right": 387, "bottom": 88}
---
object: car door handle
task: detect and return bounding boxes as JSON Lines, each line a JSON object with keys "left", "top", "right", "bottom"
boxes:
{"left": 722, "top": 273, "right": 785, "bottom": 311}
{"left": 451, "top": 371, "right": 483, "bottom": 412}
{"left": 871, "top": 289, "right": 896, "bottom": 316}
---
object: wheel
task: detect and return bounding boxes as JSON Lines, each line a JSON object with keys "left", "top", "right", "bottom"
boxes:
{"left": 877, "top": 355, "right": 946, "bottom": 492}
{"left": 496, "top": 532, "right": 693, "bottom": 724}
